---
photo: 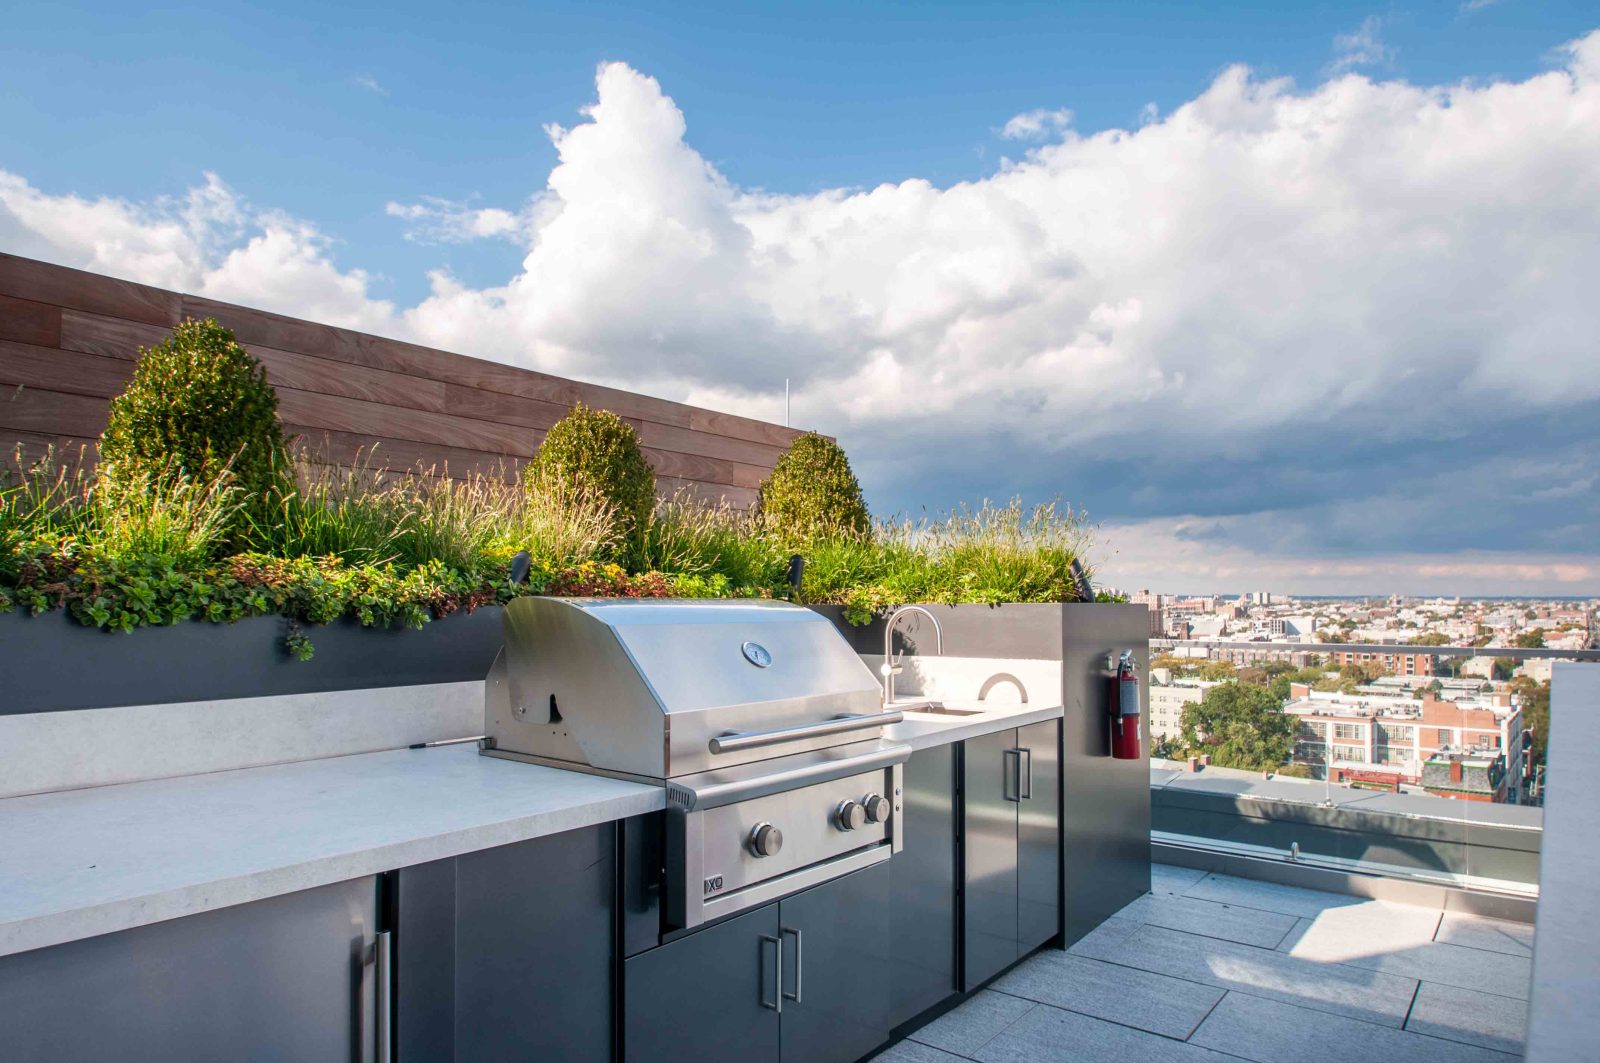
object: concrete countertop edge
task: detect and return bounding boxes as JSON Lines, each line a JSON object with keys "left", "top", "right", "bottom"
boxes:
{"left": 0, "top": 784, "right": 665, "bottom": 960}
{"left": 0, "top": 702, "right": 1060, "bottom": 960}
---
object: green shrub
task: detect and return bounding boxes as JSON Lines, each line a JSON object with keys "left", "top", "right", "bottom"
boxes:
{"left": 524, "top": 404, "right": 655, "bottom": 562}
{"left": 98, "top": 318, "right": 287, "bottom": 514}
{"left": 757, "top": 433, "right": 871, "bottom": 543}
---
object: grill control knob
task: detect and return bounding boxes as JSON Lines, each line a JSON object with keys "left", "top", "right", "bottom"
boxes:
{"left": 862, "top": 794, "right": 891, "bottom": 823}
{"left": 748, "top": 822, "right": 783, "bottom": 858}
{"left": 834, "top": 799, "right": 866, "bottom": 832}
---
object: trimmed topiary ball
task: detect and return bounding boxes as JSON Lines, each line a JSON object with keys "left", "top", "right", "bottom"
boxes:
{"left": 757, "top": 432, "right": 871, "bottom": 542}
{"left": 526, "top": 403, "right": 656, "bottom": 563}
{"left": 98, "top": 317, "right": 287, "bottom": 504}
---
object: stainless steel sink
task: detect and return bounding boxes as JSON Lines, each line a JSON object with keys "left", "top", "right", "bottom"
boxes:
{"left": 895, "top": 701, "right": 984, "bottom": 717}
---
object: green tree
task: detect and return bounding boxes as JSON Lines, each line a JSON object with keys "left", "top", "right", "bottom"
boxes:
{"left": 1494, "top": 657, "right": 1516, "bottom": 681}
{"left": 1411, "top": 632, "right": 1451, "bottom": 646}
{"left": 1513, "top": 628, "right": 1546, "bottom": 649}
{"left": 756, "top": 433, "right": 871, "bottom": 543}
{"left": 1179, "top": 682, "right": 1297, "bottom": 771}
{"left": 98, "top": 317, "right": 287, "bottom": 525}
{"left": 1509, "top": 675, "right": 1551, "bottom": 767}
{"left": 526, "top": 403, "right": 656, "bottom": 564}
{"left": 1198, "top": 659, "right": 1237, "bottom": 681}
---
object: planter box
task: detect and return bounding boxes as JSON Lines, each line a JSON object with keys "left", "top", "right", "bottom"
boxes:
{"left": 0, "top": 606, "right": 505, "bottom": 716}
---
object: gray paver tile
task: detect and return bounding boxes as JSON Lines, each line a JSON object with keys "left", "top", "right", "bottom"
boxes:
{"left": 872, "top": 1039, "right": 970, "bottom": 1063}
{"left": 1184, "top": 872, "right": 1368, "bottom": 919}
{"left": 973, "top": 1001, "right": 1239, "bottom": 1063}
{"left": 1339, "top": 938, "right": 1532, "bottom": 1000}
{"left": 1071, "top": 922, "right": 1418, "bottom": 1027}
{"left": 1122, "top": 892, "right": 1299, "bottom": 948}
{"left": 1277, "top": 899, "right": 1442, "bottom": 962}
{"left": 1435, "top": 912, "right": 1535, "bottom": 957}
{"left": 908, "top": 990, "right": 1034, "bottom": 1056}
{"left": 1191, "top": 991, "right": 1519, "bottom": 1063}
{"left": 1406, "top": 981, "right": 1528, "bottom": 1055}
{"left": 1152, "top": 863, "right": 1210, "bottom": 894}
{"left": 1066, "top": 913, "right": 1142, "bottom": 956}
{"left": 992, "top": 950, "right": 1224, "bottom": 1039}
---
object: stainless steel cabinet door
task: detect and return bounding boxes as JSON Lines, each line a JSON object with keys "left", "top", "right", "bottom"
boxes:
{"left": 624, "top": 904, "right": 781, "bottom": 1063}
{"left": 779, "top": 860, "right": 893, "bottom": 1063}
{"left": 0, "top": 877, "right": 378, "bottom": 1063}
{"left": 962, "top": 727, "right": 1020, "bottom": 990}
{"left": 889, "top": 745, "right": 958, "bottom": 1027}
{"left": 1017, "top": 718, "right": 1062, "bottom": 951}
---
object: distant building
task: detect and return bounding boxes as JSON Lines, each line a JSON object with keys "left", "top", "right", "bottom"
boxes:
{"left": 1286, "top": 686, "right": 1524, "bottom": 801}
{"left": 1325, "top": 648, "right": 1438, "bottom": 677}
{"left": 1213, "top": 645, "right": 1316, "bottom": 668}
{"left": 1148, "top": 673, "right": 1220, "bottom": 741}
{"left": 1421, "top": 750, "right": 1507, "bottom": 803}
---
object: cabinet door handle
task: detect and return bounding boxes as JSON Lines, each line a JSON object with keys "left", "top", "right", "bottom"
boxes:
{"left": 760, "top": 934, "right": 783, "bottom": 1013}
{"left": 1002, "top": 749, "right": 1021, "bottom": 802}
{"left": 1019, "top": 747, "right": 1033, "bottom": 800}
{"left": 781, "top": 927, "right": 803, "bottom": 1003}
{"left": 375, "top": 929, "right": 393, "bottom": 1063}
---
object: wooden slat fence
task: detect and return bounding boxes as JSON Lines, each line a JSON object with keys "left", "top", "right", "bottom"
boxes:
{"left": 0, "top": 253, "right": 809, "bottom": 507}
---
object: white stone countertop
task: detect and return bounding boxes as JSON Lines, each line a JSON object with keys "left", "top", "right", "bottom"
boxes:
{"left": 883, "top": 699, "right": 1064, "bottom": 751}
{"left": 0, "top": 743, "right": 664, "bottom": 959}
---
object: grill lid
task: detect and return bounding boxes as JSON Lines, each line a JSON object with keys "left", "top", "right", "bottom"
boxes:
{"left": 488, "top": 597, "right": 886, "bottom": 778}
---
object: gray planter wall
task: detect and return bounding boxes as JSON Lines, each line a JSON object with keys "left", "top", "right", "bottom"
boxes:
{"left": 0, "top": 607, "right": 504, "bottom": 716}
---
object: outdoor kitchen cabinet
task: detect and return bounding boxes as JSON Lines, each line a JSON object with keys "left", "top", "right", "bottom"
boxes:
{"left": 962, "top": 719, "right": 1062, "bottom": 990}
{"left": 0, "top": 877, "right": 379, "bottom": 1063}
{"left": 394, "top": 823, "right": 615, "bottom": 1062}
{"left": 624, "top": 860, "right": 892, "bottom": 1063}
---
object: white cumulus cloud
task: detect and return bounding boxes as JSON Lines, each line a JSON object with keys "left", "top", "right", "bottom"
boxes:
{"left": 1000, "top": 107, "right": 1074, "bottom": 140}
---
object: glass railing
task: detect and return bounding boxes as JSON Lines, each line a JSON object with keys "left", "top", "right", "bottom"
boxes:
{"left": 1142, "top": 639, "right": 1589, "bottom": 899}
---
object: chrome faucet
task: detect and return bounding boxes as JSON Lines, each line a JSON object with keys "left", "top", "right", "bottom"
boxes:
{"left": 882, "top": 605, "right": 944, "bottom": 706}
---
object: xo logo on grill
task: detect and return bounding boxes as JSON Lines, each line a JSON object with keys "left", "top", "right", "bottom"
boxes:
{"left": 704, "top": 875, "right": 725, "bottom": 895}
{"left": 741, "top": 641, "right": 773, "bottom": 668}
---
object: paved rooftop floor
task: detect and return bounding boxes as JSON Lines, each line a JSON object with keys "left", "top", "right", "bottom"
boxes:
{"left": 875, "top": 863, "right": 1533, "bottom": 1063}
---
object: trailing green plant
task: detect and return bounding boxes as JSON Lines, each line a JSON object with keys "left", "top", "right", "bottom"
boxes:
{"left": 97, "top": 317, "right": 288, "bottom": 525}
{"left": 524, "top": 404, "right": 655, "bottom": 563}
{"left": 757, "top": 433, "right": 871, "bottom": 544}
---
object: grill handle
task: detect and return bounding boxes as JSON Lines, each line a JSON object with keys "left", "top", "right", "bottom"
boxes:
{"left": 709, "top": 711, "right": 905, "bottom": 755}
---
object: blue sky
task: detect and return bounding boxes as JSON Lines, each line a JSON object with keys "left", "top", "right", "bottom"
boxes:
{"left": 6, "top": 0, "right": 1593, "bottom": 305}
{"left": 3, "top": 2, "right": 1599, "bottom": 594}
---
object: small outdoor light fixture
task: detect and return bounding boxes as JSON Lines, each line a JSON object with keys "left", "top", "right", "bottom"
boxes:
{"left": 787, "top": 554, "right": 805, "bottom": 594}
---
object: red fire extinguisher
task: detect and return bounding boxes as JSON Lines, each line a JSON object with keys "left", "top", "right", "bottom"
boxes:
{"left": 1109, "top": 650, "right": 1141, "bottom": 760}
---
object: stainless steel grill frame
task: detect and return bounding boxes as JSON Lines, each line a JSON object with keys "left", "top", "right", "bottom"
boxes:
{"left": 482, "top": 597, "right": 909, "bottom": 929}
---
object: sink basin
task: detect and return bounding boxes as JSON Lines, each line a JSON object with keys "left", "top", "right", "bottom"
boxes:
{"left": 895, "top": 701, "right": 984, "bottom": 717}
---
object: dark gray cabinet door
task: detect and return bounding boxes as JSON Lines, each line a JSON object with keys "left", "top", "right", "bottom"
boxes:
{"left": 890, "top": 744, "right": 958, "bottom": 1027}
{"left": 454, "top": 826, "right": 615, "bottom": 1063}
{"left": 963, "top": 727, "right": 1021, "bottom": 990}
{"left": 1017, "top": 719, "right": 1062, "bottom": 951}
{"left": 779, "top": 860, "right": 893, "bottom": 1063}
{"left": 624, "top": 904, "right": 782, "bottom": 1063}
{"left": 0, "top": 877, "right": 377, "bottom": 1063}
{"left": 396, "top": 823, "right": 617, "bottom": 1063}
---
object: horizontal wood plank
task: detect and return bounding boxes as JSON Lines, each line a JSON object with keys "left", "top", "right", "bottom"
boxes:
{"left": 0, "top": 339, "right": 133, "bottom": 399}
{"left": 0, "top": 295, "right": 63, "bottom": 348}
{"left": 0, "top": 254, "right": 179, "bottom": 327}
{"left": 0, "top": 386, "right": 110, "bottom": 440}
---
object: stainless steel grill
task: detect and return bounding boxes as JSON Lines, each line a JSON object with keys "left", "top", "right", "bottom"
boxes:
{"left": 483, "top": 597, "right": 909, "bottom": 928}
